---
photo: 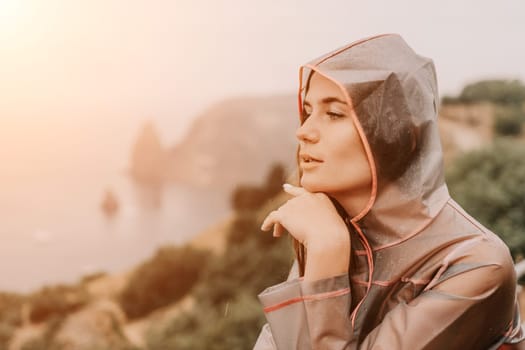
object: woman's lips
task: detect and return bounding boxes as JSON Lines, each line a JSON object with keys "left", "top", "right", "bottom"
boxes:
{"left": 300, "top": 153, "right": 323, "bottom": 169}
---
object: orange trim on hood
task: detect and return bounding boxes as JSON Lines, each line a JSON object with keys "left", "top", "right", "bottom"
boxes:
{"left": 312, "top": 33, "right": 395, "bottom": 67}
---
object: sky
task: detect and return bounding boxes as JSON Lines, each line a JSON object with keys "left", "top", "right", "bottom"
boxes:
{"left": 1, "top": 0, "right": 524, "bottom": 142}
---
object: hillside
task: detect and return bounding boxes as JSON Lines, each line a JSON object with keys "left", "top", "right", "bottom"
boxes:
{"left": 164, "top": 94, "right": 299, "bottom": 190}
{"left": 438, "top": 102, "right": 495, "bottom": 164}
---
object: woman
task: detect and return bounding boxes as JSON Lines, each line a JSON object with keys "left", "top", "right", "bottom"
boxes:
{"left": 254, "top": 34, "right": 525, "bottom": 349}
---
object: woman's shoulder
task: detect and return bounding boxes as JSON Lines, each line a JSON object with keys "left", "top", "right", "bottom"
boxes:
{"left": 420, "top": 198, "right": 516, "bottom": 285}
{"left": 433, "top": 198, "right": 513, "bottom": 258}
{"left": 386, "top": 198, "right": 517, "bottom": 290}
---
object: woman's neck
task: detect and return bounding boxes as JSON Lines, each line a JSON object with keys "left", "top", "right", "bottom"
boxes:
{"left": 330, "top": 186, "right": 372, "bottom": 219}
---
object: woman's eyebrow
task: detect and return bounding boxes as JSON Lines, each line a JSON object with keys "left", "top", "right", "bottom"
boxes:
{"left": 303, "top": 97, "right": 347, "bottom": 107}
{"left": 321, "top": 97, "right": 347, "bottom": 105}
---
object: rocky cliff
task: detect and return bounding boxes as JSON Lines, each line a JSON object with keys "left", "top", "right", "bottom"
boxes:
{"left": 164, "top": 95, "right": 299, "bottom": 190}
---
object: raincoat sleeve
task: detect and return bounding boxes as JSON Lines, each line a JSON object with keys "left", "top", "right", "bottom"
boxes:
{"left": 256, "top": 262, "right": 522, "bottom": 349}
{"left": 253, "top": 323, "right": 277, "bottom": 350}
{"left": 255, "top": 273, "right": 352, "bottom": 350}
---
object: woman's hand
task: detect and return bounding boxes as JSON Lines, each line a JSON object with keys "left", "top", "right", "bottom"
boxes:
{"left": 261, "top": 184, "right": 351, "bottom": 281}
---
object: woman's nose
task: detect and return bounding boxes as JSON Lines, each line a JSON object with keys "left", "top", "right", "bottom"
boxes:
{"left": 296, "top": 118, "right": 320, "bottom": 143}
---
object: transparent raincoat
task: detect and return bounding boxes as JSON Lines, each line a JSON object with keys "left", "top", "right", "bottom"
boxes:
{"left": 254, "top": 34, "right": 525, "bottom": 350}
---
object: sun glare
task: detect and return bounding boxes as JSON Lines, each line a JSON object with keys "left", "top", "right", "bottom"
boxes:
{"left": 0, "top": 0, "right": 28, "bottom": 34}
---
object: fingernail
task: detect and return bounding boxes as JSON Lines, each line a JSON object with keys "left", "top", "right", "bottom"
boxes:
{"left": 282, "top": 183, "right": 292, "bottom": 190}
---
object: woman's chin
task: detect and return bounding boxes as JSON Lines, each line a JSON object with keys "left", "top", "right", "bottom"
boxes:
{"left": 300, "top": 177, "right": 348, "bottom": 196}
{"left": 300, "top": 177, "right": 326, "bottom": 193}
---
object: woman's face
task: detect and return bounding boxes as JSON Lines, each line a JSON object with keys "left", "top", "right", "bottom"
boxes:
{"left": 298, "top": 72, "right": 372, "bottom": 202}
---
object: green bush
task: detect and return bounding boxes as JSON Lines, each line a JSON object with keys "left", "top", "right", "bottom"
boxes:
{"left": 494, "top": 105, "right": 525, "bottom": 136}
{"left": 264, "top": 163, "right": 287, "bottom": 196}
{"left": 230, "top": 163, "right": 286, "bottom": 212}
{"left": 447, "top": 140, "right": 525, "bottom": 257}
{"left": 195, "top": 235, "right": 291, "bottom": 307}
{"left": 458, "top": 80, "right": 525, "bottom": 105}
{"left": 226, "top": 211, "right": 278, "bottom": 248}
{"left": 441, "top": 95, "right": 461, "bottom": 105}
{"left": 231, "top": 186, "right": 268, "bottom": 211}
{"left": 119, "top": 245, "right": 210, "bottom": 319}
{"left": 147, "top": 292, "right": 265, "bottom": 350}
{"left": 145, "top": 235, "right": 290, "bottom": 348}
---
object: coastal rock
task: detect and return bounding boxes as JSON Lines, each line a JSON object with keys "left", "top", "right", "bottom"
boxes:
{"left": 130, "top": 122, "right": 168, "bottom": 184}
{"left": 166, "top": 95, "right": 298, "bottom": 190}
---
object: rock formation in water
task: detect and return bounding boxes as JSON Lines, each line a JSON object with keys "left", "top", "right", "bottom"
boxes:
{"left": 101, "top": 189, "right": 119, "bottom": 216}
{"left": 130, "top": 121, "right": 168, "bottom": 184}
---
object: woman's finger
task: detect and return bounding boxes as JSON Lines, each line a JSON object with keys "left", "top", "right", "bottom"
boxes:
{"left": 262, "top": 211, "right": 286, "bottom": 237}
{"left": 273, "top": 222, "right": 285, "bottom": 237}
{"left": 261, "top": 210, "right": 279, "bottom": 231}
{"left": 283, "top": 183, "right": 308, "bottom": 197}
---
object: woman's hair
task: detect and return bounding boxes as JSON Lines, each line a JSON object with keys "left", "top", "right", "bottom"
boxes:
{"left": 293, "top": 70, "right": 420, "bottom": 276}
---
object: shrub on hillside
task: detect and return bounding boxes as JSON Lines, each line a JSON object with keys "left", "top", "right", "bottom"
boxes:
{"left": 227, "top": 211, "right": 278, "bottom": 248}
{"left": 194, "top": 236, "right": 291, "bottom": 307}
{"left": 440, "top": 95, "right": 461, "bottom": 105}
{"left": 231, "top": 186, "right": 268, "bottom": 211}
{"left": 0, "top": 323, "right": 16, "bottom": 350}
{"left": 29, "top": 285, "right": 89, "bottom": 323}
{"left": 119, "top": 245, "right": 210, "bottom": 319}
{"left": 19, "top": 316, "right": 64, "bottom": 350}
{"left": 447, "top": 140, "right": 525, "bottom": 258}
{"left": 0, "top": 292, "right": 24, "bottom": 350}
{"left": 0, "top": 292, "right": 23, "bottom": 327}
{"left": 80, "top": 271, "right": 108, "bottom": 285}
{"left": 494, "top": 105, "right": 525, "bottom": 136}
{"left": 228, "top": 163, "right": 287, "bottom": 246}
{"left": 144, "top": 235, "right": 290, "bottom": 348}
{"left": 264, "top": 163, "right": 287, "bottom": 196}
{"left": 457, "top": 80, "right": 525, "bottom": 105}
{"left": 230, "top": 163, "right": 286, "bottom": 212}
{"left": 147, "top": 292, "right": 265, "bottom": 350}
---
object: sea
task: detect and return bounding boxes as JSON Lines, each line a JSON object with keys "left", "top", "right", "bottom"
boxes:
{"left": 0, "top": 115, "right": 231, "bottom": 293}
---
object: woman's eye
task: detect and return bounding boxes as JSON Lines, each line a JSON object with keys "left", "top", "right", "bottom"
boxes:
{"left": 327, "top": 111, "right": 345, "bottom": 119}
{"left": 302, "top": 109, "right": 312, "bottom": 120}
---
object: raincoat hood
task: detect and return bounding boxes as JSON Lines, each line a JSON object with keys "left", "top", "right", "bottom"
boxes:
{"left": 298, "top": 33, "right": 450, "bottom": 249}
